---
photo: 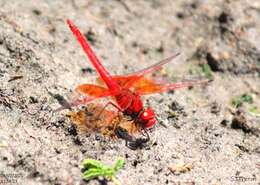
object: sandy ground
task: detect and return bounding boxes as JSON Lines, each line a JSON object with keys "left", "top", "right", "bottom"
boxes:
{"left": 0, "top": 0, "right": 259, "bottom": 184}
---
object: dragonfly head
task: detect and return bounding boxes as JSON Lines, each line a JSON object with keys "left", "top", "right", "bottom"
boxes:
{"left": 139, "top": 107, "right": 157, "bottom": 128}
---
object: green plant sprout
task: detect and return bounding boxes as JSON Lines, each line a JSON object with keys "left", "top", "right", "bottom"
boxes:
{"left": 231, "top": 94, "right": 253, "bottom": 108}
{"left": 201, "top": 63, "right": 213, "bottom": 80}
{"left": 82, "top": 158, "right": 124, "bottom": 185}
{"left": 188, "top": 63, "right": 213, "bottom": 80}
{"left": 248, "top": 106, "right": 260, "bottom": 117}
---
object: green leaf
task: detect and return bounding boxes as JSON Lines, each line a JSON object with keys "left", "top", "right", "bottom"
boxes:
{"left": 201, "top": 64, "right": 213, "bottom": 80}
{"left": 83, "top": 168, "right": 103, "bottom": 180}
{"left": 232, "top": 98, "right": 242, "bottom": 108}
{"left": 240, "top": 94, "right": 253, "bottom": 103}
{"left": 248, "top": 106, "right": 260, "bottom": 116}
{"left": 82, "top": 159, "right": 105, "bottom": 170}
{"left": 113, "top": 158, "right": 125, "bottom": 172}
{"left": 103, "top": 168, "right": 115, "bottom": 177}
{"left": 231, "top": 94, "right": 253, "bottom": 108}
{"left": 81, "top": 158, "right": 125, "bottom": 185}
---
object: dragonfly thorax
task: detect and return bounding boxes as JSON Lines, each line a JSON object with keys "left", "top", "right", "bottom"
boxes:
{"left": 115, "top": 89, "right": 143, "bottom": 115}
{"left": 115, "top": 89, "right": 157, "bottom": 128}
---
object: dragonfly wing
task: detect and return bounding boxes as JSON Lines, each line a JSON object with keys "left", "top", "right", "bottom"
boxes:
{"left": 96, "top": 75, "right": 141, "bottom": 88}
{"left": 76, "top": 84, "right": 111, "bottom": 97}
{"left": 68, "top": 84, "right": 115, "bottom": 107}
{"left": 76, "top": 83, "right": 135, "bottom": 112}
{"left": 126, "top": 53, "right": 180, "bottom": 77}
{"left": 97, "top": 74, "right": 207, "bottom": 96}
{"left": 133, "top": 78, "right": 208, "bottom": 95}
{"left": 96, "top": 53, "right": 180, "bottom": 88}
{"left": 54, "top": 84, "right": 111, "bottom": 111}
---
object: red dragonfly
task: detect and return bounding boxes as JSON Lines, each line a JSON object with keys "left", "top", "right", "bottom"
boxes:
{"left": 66, "top": 20, "right": 205, "bottom": 130}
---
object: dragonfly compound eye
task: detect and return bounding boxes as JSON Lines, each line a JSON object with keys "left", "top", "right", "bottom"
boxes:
{"left": 139, "top": 108, "right": 156, "bottom": 128}
{"left": 145, "top": 117, "right": 157, "bottom": 128}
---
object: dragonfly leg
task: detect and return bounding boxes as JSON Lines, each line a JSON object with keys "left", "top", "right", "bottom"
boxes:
{"left": 141, "top": 127, "right": 150, "bottom": 142}
{"left": 95, "top": 101, "right": 123, "bottom": 120}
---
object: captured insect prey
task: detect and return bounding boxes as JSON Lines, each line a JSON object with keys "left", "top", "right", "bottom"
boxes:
{"left": 63, "top": 20, "right": 207, "bottom": 144}
{"left": 67, "top": 104, "right": 150, "bottom": 148}
{"left": 67, "top": 104, "right": 141, "bottom": 138}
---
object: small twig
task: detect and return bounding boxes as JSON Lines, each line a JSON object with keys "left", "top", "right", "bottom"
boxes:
{"left": 244, "top": 80, "right": 259, "bottom": 95}
{"left": 22, "top": 123, "right": 37, "bottom": 140}
{"left": 46, "top": 88, "right": 72, "bottom": 111}
{"left": 8, "top": 75, "right": 23, "bottom": 82}
{"left": 116, "top": 0, "right": 132, "bottom": 13}
{"left": 158, "top": 120, "right": 167, "bottom": 128}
